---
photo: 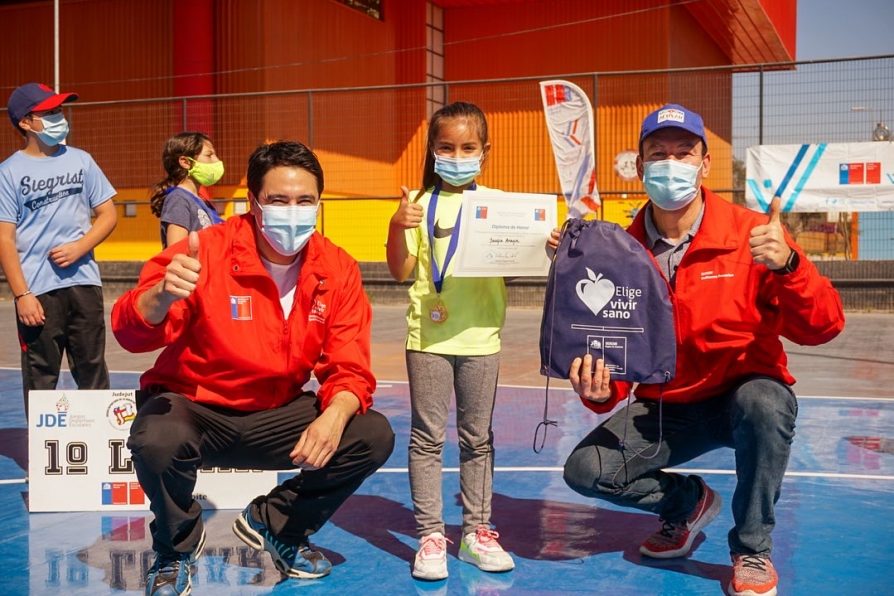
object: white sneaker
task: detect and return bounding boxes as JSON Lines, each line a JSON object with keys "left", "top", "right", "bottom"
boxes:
{"left": 412, "top": 532, "right": 449, "bottom": 580}
{"left": 458, "top": 525, "right": 515, "bottom": 572}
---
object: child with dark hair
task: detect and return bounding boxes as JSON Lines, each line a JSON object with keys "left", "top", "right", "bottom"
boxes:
{"left": 386, "top": 101, "right": 515, "bottom": 580}
{"left": 0, "top": 82, "right": 117, "bottom": 414}
{"left": 150, "top": 132, "right": 224, "bottom": 248}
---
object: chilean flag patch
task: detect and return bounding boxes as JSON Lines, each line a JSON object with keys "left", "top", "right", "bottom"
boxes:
{"left": 230, "top": 296, "right": 252, "bottom": 320}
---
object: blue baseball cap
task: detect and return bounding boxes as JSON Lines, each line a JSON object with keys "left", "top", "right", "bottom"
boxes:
{"left": 639, "top": 104, "right": 706, "bottom": 150}
{"left": 7, "top": 82, "right": 78, "bottom": 128}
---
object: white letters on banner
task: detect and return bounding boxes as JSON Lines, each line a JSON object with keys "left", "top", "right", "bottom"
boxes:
{"left": 745, "top": 142, "right": 894, "bottom": 212}
{"left": 28, "top": 390, "right": 279, "bottom": 512}
{"left": 539, "top": 79, "right": 600, "bottom": 218}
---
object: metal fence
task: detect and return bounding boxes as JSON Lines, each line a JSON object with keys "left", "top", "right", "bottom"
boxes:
{"left": 2, "top": 54, "right": 892, "bottom": 262}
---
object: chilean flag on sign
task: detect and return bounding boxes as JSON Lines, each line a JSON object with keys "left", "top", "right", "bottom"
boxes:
{"left": 543, "top": 83, "right": 575, "bottom": 107}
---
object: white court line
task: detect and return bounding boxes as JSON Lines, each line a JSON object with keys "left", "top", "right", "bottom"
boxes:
{"left": 375, "top": 467, "right": 894, "bottom": 481}
{"left": 2, "top": 369, "right": 890, "bottom": 401}
{"left": 376, "top": 378, "right": 894, "bottom": 399}
{"left": 3, "top": 467, "right": 893, "bottom": 488}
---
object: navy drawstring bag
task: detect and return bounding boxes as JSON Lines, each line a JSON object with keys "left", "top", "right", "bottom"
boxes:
{"left": 540, "top": 218, "right": 676, "bottom": 382}
{"left": 533, "top": 219, "right": 677, "bottom": 451}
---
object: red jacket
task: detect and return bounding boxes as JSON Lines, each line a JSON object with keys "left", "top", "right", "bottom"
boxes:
{"left": 112, "top": 214, "right": 375, "bottom": 413}
{"left": 584, "top": 188, "right": 845, "bottom": 414}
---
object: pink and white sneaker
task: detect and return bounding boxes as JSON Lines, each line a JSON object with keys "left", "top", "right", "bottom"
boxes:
{"left": 412, "top": 532, "right": 449, "bottom": 580}
{"left": 458, "top": 525, "right": 515, "bottom": 572}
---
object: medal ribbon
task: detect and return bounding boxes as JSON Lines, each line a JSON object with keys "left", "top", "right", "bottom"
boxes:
{"left": 427, "top": 182, "right": 475, "bottom": 294}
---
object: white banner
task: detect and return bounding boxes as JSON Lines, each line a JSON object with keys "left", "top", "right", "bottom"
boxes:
{"left": 28, "top": 390, "right": 279, "bottom": 512}
{"left": 745, "top": 142, "right": 894, "bottom": 212}
{"left": 539, "top": 80, "right": 600, "bottom": 218}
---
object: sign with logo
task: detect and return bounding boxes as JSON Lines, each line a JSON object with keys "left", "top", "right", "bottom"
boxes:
{"left": 613, "top": 149, "right": 639, "bottom": 182}
{"left": 29, "top": 390, "right": 279, "bottom": 512}
{"left": 746, "top": 142, "right": 894, "bottom": 212}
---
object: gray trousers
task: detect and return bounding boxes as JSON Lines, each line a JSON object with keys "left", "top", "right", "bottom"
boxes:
{"left": 406, "top": 349, "right": 500, "bottom": 537}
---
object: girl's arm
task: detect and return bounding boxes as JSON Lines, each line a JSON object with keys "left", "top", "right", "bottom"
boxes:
{"left": 386, "top": 186, "right": 422, "bottom": 282}
{"left": 165, "top": 223, "right": 189, "bottom": 247}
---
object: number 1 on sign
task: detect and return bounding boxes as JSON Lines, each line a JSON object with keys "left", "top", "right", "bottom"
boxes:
{"left": 44, "top": 440, "right": 88, "bottom": 475}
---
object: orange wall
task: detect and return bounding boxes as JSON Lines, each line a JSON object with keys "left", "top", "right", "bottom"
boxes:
{"left": 441, "top": 0, "right": 737, "bottom": 80}
{"left": 0, "top": 0, "right": 174, "bottom": 101}
{"left": 0, "top": 0, "right": 744, "bottom": 262}
{"left": 214, "top": 0, "right": 426, "bottom": 93}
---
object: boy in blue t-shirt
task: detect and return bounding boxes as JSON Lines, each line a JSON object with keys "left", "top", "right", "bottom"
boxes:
{"left": 0, "top": 83, "right": 118, "bottom": 415}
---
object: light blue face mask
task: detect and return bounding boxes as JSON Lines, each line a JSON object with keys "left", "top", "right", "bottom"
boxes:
{"left": 433, "top": 153, "right": 481, "bottom": 187}
{"left": 258, "top": 203, "right": 318, "bottom": 256}
{"left": 643, "top": 159, "right": 703, "bottom": 211}
{"left": 34, "top": 112, "right": 70, "bottom": 147}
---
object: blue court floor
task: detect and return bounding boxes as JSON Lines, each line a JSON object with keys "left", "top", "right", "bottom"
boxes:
{"left": 0, "top": 368, "right": 892, "bottom": 595}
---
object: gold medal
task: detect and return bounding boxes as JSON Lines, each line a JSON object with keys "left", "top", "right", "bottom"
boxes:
{"left": 429, "top": 300, "right": 448, "bottom": 324}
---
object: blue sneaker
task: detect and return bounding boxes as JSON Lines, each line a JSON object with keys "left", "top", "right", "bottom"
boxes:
{"left": 145, "top": 528, "right": 206, "bottom": 596}
{"left": 232, "top": 505, "right": 332, "bottom": 579}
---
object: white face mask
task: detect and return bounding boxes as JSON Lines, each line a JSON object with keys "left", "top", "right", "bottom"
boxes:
{"left": 433, "top": 153, "right": 481, "bottom": 186}
{"left": 34, "top": 112, "right": 70, "bottom": 146}
{"left": 643, "top": 159, "right": 703, "bottom": 211}
{"left": 256, "top": 202, "right": 319, "bottom": 256}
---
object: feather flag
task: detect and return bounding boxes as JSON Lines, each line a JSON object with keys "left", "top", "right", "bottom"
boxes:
{"left": 539, "top": 80, "right": 600, "bottom": 218}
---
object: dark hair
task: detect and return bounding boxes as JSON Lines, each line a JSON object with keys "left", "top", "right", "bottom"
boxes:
{"left": 247, "top": 140, "right": 324, "bottom": 199}
{"left": 149, "top": 132, "right": 210, "bottom": 217}
{"left": 417, "top": 101, "right": 489, "bottom": 199}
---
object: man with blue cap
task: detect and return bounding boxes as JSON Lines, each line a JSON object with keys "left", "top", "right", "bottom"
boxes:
{"left": 0, "top": 83, "right": 117, "bottom": 413}
{"left": 558, "top": 104, "right": 845, "bottom": 596}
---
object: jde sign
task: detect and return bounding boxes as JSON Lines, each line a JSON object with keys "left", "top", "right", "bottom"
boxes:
{"left": 36, "top": 412, "right": 68, "bottom": 427}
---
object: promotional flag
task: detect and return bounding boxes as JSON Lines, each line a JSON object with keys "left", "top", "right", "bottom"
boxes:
{"left": 746, "top": 142, "right": 894, "bottom": 212}
{"left": 539, "top": 80, "right": 600, "bottom": 218}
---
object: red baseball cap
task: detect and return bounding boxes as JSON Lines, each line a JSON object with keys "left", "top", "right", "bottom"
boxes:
{"left": 7, "top": 82, "right": 78, "bottom": 127}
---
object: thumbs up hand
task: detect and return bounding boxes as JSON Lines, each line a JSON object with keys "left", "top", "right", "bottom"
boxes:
{"left": 187, "top": 230, "right": 200, "bottom": 259}
{"left": 389, "top": 186, "right": 424, "bottom": 230}
{"left": 163, "top": 231, "right": 203, "bottom": 301}
{"left": 749, "top": 196, "right": 792, "bottom": 270}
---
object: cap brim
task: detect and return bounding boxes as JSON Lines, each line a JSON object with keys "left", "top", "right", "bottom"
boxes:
{"left": 30, "top": 91, "right": 79, "bottom": 113}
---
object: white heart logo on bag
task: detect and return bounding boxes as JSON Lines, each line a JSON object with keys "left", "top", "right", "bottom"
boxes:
{"left": 576, "top": 268, "right": 615, "bottom": 317}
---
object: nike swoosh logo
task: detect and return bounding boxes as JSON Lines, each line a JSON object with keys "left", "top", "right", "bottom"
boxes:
{"left": 433, "top": 221, "right": 454, "bottom": 239}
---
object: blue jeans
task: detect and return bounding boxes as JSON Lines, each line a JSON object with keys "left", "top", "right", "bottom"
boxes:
{"left": 563, "top": 376, "right": 797, "bottom": 555}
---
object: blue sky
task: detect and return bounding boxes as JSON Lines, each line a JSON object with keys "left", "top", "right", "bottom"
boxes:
{"left": 798, "top": 0, "right": 894, "bottom": 59}
{"left": 729, "top": 0, "right": 894, "bottom": 156}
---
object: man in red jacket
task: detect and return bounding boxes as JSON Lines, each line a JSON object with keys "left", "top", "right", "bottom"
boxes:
{"left": 112, "top": 141, "right": 394, "bottom": 596}
{"left": 558, "top": 105, "right": 844, "bottom": 596}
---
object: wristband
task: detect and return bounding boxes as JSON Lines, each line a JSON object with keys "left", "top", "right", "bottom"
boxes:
{"left": 14, "top": 290, "right": 33, "bottom": 301}
{"left": 772, "top": 250, "right": 800, "bottom": 275}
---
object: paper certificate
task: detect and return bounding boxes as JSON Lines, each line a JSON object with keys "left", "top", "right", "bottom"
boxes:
{"left": 452, "top": 190, "right": 558, "bottom": 277}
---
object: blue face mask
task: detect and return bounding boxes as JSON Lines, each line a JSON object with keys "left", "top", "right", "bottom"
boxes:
{"left": 643, "top": 159, "right": 702, "bottom": 211}
{"left": 258, "top": 203, "right": 318, "bottom": 256}
{"left": 34, "top": 112, "right": 70, "bottom": 147}
{"left": 433, "top": 153, "right": 481, "bottom": 187}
